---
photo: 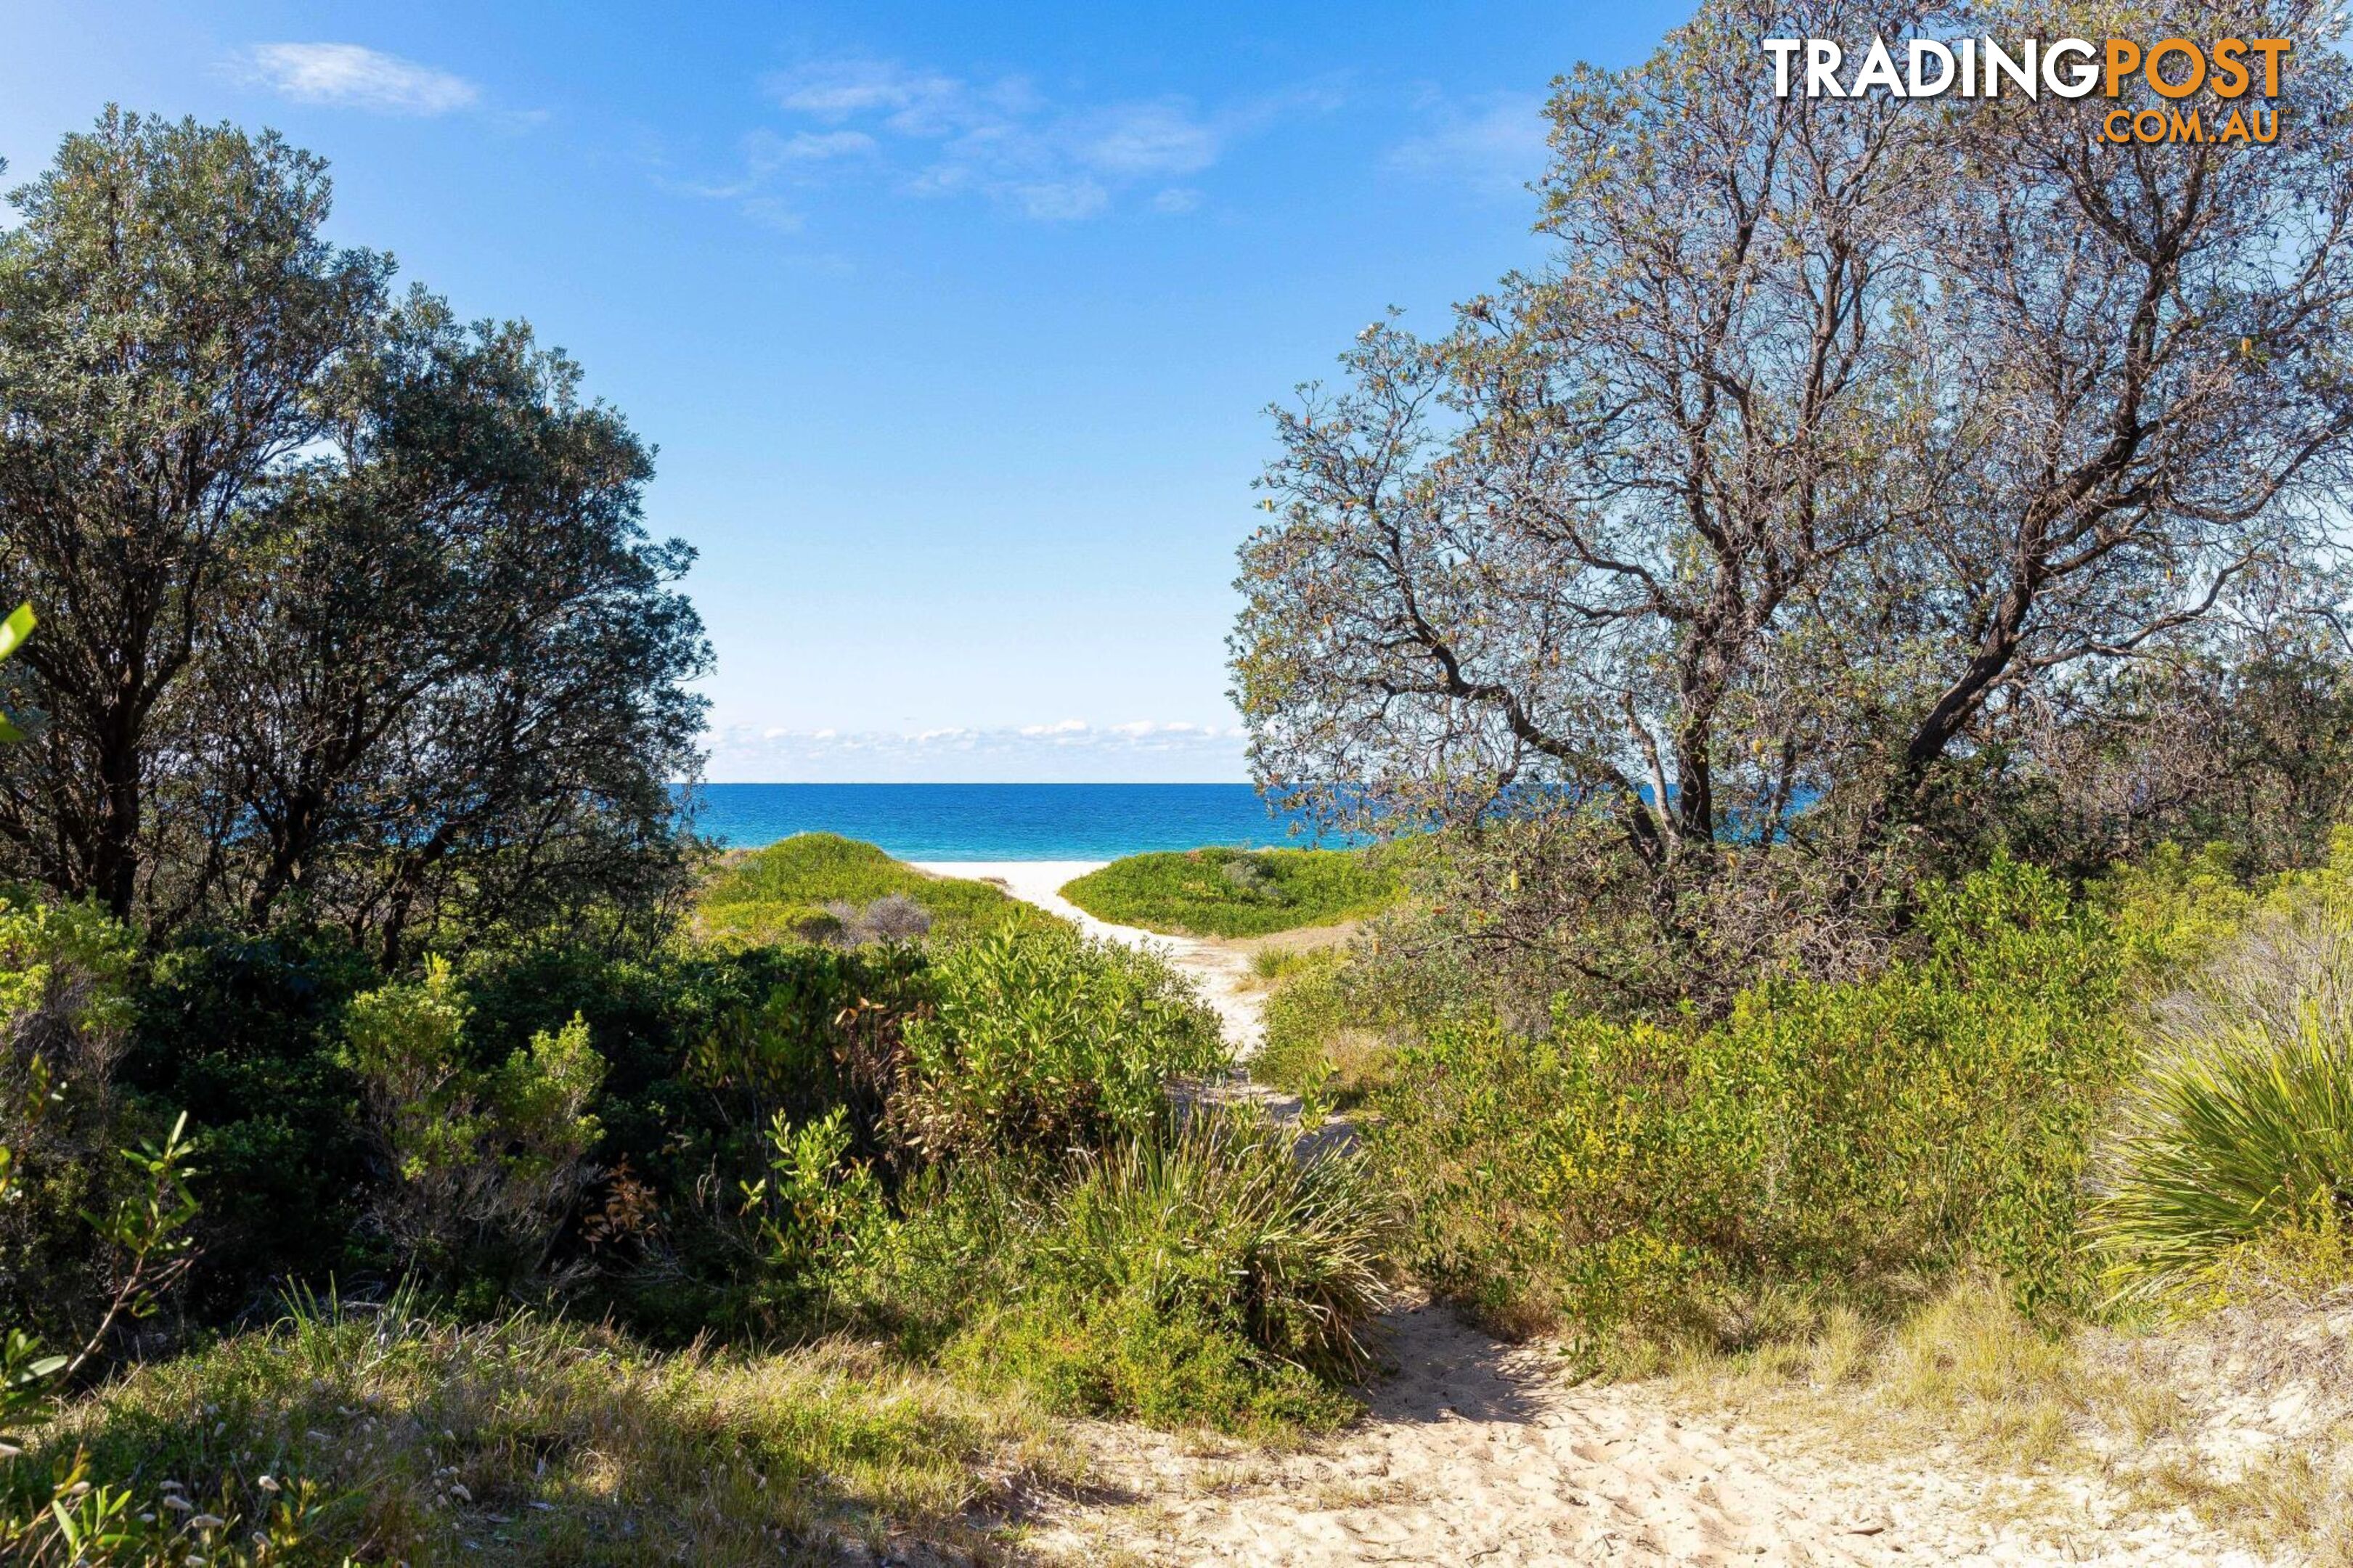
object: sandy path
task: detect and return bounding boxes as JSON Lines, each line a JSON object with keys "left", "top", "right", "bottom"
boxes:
{"left": 915, "top": 862, "right": 2257, "bottom": 1567}
{"left": 911, "top": 861, "right": 1266, "bottom": 1050}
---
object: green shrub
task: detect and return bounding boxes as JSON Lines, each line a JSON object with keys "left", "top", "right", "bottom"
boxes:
{"left": 2097, "top": 838, "right": 2353, "bottom": 1300}
{"left": 126, "top": 928, "right": 378, "bottom": 1315}
{"left": 897, "top": 928, "right": 1226, "bottom": 1159}
{"left": 1041, "top": 1110, "right": 1395, "bottom": 1383}
{"left": 0, "top": 896, "right": 194, "bottom": 1349}
{"left": 855, "top": 1108, "right": 1394, "bottom": 1433}
{"left": 1063, "top": 846, "right": 1398, "bottom": 938}
{"left": 696, "top": 834, "right": 1051, "bottom": 948}
{"left": 1254, "top": 947, "right": 1407, "bottom": 1111}
{"left": 1368, "top": 859, "right": 2133, "bottom": 1357}
{"left": 343, "top": 959, "right": 604, "bottom": 1300}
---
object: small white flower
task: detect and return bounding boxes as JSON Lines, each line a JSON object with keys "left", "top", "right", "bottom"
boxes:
{"left": 449, "top": 1482, "right": 472, "bottom": 1502}
{"left": 187, "top": 1513, "right": 228, "bottom": 1529}
{"left": 162, "top": 1494, "right": 196, "bottom": 1512}
{"left": 256, "top": 1474, "right": 281, "bottom": 1494}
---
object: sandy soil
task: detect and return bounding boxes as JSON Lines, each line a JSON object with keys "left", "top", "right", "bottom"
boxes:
{"left": 915, "top": 861, "right": 2268, "bottom": 1567}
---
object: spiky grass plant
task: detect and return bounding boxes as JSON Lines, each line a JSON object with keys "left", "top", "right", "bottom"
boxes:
{"left": 1045, "top": 1108, "right": 1399, "bottom": 1384}
{"left": 2098, "top": 902, "right": 2353, "bottom": 1301}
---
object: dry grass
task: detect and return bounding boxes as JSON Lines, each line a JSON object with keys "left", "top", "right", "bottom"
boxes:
{"left": 15, "top": 1296, "right": 1085, "bottom": 1565}
{"left": 1668, "top": 1273, "right": 2353, "bottom": 1564}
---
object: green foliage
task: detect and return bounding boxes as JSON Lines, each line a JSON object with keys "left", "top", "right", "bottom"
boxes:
{"left": 737, "top": 1106, "right": 885, "bottom": 1307}
{"left": 897, "top": 927, "right": 1226, "bottom": 1159}
{"left": 0, "top": 894, "right": 202, "bottom": 1496}
{"left": 1062, "top": 846, "right": 1398, "bottom": 938}
{"left": 124, "top": 928, "right": 378, "bottom": 1313}
{"left": 696, "top": 834, "right": 1051, "bottom": 947}
{"left": 2095, "top": 840, "right": 2260, "bottom": 984}
{"left": 853, "top": 1108, "right": 1392, "bottom": 1433}
{"left": 1040, "top": 1110, "right": 1396, "bottom": 1384}
{"left": 341, "top": 959, "right": 603, "bottom": 1297}
{"left": 1368, "top": 860, "right": 2134, "bottom": 1357}
{"left": 0, "top": 601, "right": 31, "bottom": 743}
{"left": 2097, "top": 833, "right": 2353, "bottom": 1300}
{"left": 1254, "top": 946, "right": 1410, "bottom": 1112}
{"left": 0, "top": 895, "right": 200, "bottom": 1350}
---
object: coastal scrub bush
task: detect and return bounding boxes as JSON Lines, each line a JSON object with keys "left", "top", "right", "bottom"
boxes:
{"left": 1369, "top": 859, "right": 2134, "bottom": 1357}
{"left": 896, "top": 927, "right": 1226, "bottom": 1159}
{"left": 0, "top": 895, "right": 197, "bottom": 1349}
{"left": 125, "top": 926, "right": 378, "bottom": 1315}
{"left": 343, "top": 959, "right": 604, "bottom": 1301}
{"left": 853, "top": 1106, "right": 1394, "bottom": 1433}
{"left": 1253, "top": 944, "right": 1430, "bottom": 1112}
{"left": 1062, "top": 846, "right": 1398, "bottom": 938}
{"left": 695, "top": 833, "right": 1050, "bottom": 947}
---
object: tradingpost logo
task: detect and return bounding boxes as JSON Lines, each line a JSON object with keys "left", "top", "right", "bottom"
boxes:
{"left": 1763, "top": 34, "right": 2291, "bottom": 143}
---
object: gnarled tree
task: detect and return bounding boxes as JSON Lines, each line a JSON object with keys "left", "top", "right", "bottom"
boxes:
{"left": 1233, "top": 0, "right": 2353, "bottom": 999}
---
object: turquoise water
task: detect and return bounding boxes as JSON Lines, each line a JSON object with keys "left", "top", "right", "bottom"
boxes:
{"left": 682, "top": 783, "right": 1343, "bottom": 860}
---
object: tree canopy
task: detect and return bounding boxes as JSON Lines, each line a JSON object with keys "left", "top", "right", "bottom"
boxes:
{"left": 0, "top": 110, "right": 709, "bottom": 956}
{"left": 1233, "top": 0, "right": 2353, "bottom": 995}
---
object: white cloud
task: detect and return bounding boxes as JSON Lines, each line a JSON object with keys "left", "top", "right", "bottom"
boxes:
{"left": 704, "top": 53, "right": 1326, "bottom": 225}
{"left": 1009, "top": 179, "right": 1107, "bottom": 221}
{"left": 747, "top": 128, "right": 878, "bottom": 167}
{"left": 706, "top": 721, "right": 1244, "bottom": 783}
{"left": 767, "top": 59, "right": 968, "bottom": 123}
{"left": 1388, "top": 91, "right": 1551, "bottom": 195}
{"left": 1068, "top": 100, "right": 1219, "bottom": 176}
{"left": 241, "top": 43, "right": 480, "bottom": 115}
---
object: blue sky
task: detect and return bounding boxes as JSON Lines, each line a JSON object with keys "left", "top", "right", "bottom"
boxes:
{"left": 1, "top": 1, "right": 1692, "bottom": 780}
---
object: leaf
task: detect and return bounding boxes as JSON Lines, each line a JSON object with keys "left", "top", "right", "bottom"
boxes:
{"left": 0, "top": 603, "right": 30, "bottom": 663}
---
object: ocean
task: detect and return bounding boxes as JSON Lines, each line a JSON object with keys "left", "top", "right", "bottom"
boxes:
{"left": 682, "top": 783, "right": 1345, "bottom": 861}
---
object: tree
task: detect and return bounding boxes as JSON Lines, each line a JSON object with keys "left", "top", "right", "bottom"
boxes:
{"left": 199, "top": 295, "right": 710, "bottom": 961}
{"left": 0, "top": 112, "right": 709, "bottom": 952}
{"left": 1233, "top": 0, "right": 2353, "bottom": 996}
{"left": 0, "top": 110, "right": 388, "bottom": 921}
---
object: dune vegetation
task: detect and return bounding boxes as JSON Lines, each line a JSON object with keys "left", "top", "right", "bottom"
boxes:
{"left": 696, "top": 832, "right": 1056, "bottom": 947}
{"left": 20, "top": 3, "right": 2353, "bottom": 1559}
{"left": 0, "top": 119, "right": 1397, "bottom": 1567}
{"left": 1061, "top": 846, "right": 1398, "bottom": 939}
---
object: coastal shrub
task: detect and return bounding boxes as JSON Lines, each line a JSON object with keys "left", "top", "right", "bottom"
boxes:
{"left": 1062, "top": 846, "right": 1398, "bottom": 938}
{"left": 695, "top": 833, "right": 1050, "bottom": 948}
{"left": 2097, "top": 838, "right": 2353, "bottom": 1300}
{"left": 1369, "top": 859, "right": 2134, "bottom": 1357}
{"left": 896, "top": 927, "right": 1226, "bottom": 1159}
{"left": 1041, "top": 1108, "right": 1395, "bottom": 1383}
{"left": 1254, "top": 945, "right": 1419, "bottom": 1111}
{"left": 343, "top": 960, "right": 605, "bottom": 1302}
{"left": 125, "top": 927, "right": 378, "bottom": 1314}
{"left": 852, "top": 1106, "right": 1392, "bottom": 1433}
{"left": 0, "top": 895, "right": 189, "bottom": 1349}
